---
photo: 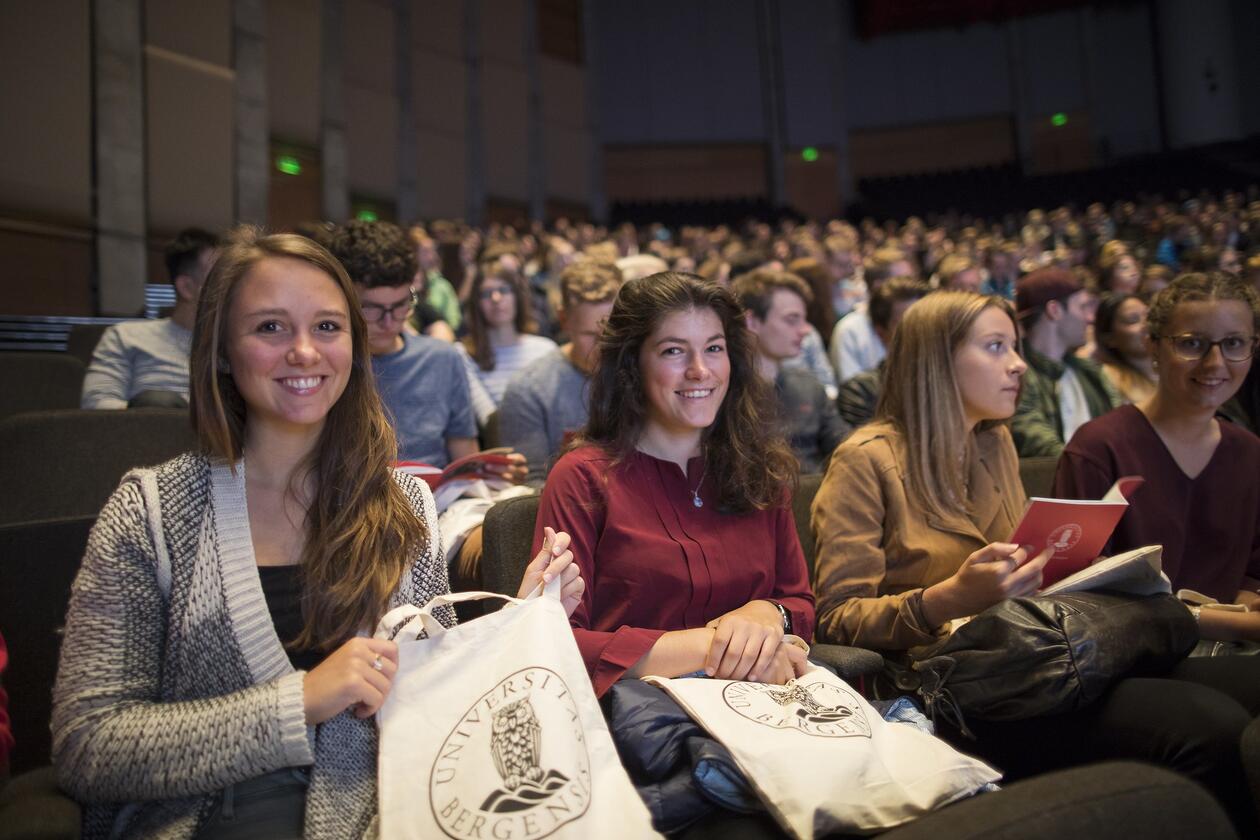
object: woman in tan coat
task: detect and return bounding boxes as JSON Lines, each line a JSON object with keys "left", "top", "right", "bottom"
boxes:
{"left": 812, "top": 292, "right": 1045, "bottom": 652}
{"left": 810, "top": 290, "right": 1259, "bottom": 835}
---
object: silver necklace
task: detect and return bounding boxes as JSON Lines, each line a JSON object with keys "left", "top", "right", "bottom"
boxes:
{"left": 691, "top": 463, "right": 707, "bottom": 508}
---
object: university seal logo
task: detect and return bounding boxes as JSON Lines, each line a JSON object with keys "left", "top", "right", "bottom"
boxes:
{"left": 430, "top": 667, "right": 591, "bottom": 839}
{"left": 723, "top": 679, "right": 871, "bottom": 738}
{"left": 1046, "top": 523, "right": 1083, "bottom": 556}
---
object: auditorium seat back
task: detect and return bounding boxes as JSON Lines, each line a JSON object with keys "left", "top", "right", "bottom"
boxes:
{"left": 0, "top": 352, "right": 85, "bottom": 422}
{"left": 480, "top": 493, "right": 540, "bottom": 600}
{"left": 0, "top": 408, "right": 197, "bottom": 525}
{"left": 1018, "top": 457, "right": 1058, "bottom": 500}
{"left": 65, "top": 323, "right": 110, "bottom": 367}
{"left": 0, "top": 515, "right": 96, "bottom": 774}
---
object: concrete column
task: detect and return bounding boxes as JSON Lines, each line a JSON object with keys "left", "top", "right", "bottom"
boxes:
{"left": 321, "top": 0, "right": 349, "bottom": 221}
{"left": 1004, "top": 17, "right": 1033, "bottom": 173}
{"left": 233, "top": 0, "right": 269, "bottom": 225}
{"left": 830, "top": 0, "right": 854, "bottom": 213}
{"left": 1154, "top": 0, "right": 1242, "bottom": 149}
{"left": 524, "top": 0, "right": 546, "bottom": 223}
{"left": 394, "top": 0, "right": 418, "bottom": 223}
{"left": 1077, "top": 7, "right": 1102, "bottom": 164}
{"left": 93, "top": 0, "right": 146, "bottom": 315}
{"left": 464, "top": 0, "right": 485, "bottom": 227}
{"left": 755, "top": 0, "right": 786, "bottom": 210}
{"left": 582, "top": 0, "right": 607, "bottom": 224}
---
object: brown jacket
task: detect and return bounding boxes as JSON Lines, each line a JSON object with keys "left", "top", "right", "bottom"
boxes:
{"left": 810, "top": 422, "right": 1027, "bottom": 651}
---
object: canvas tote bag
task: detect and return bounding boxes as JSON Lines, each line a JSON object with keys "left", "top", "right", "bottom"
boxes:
{"left": 646, "top": 666, "right": 1000, "bottom": 839}
{"left": 374, "top": 577, "right": 660, "bottom": 840}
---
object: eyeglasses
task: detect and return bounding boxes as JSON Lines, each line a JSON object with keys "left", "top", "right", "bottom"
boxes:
{"left": 478, "top": 285, "right": 516, "bottom": 301}
{"left": 1154, "top": 333, "right": 1258, "bottom": 363}
{"left": 360, "top": 290, "right": 418, "bottom": 324}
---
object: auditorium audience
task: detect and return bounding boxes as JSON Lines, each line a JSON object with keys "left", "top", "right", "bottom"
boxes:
{"left": 1054, "top": 273, "right": 1260, "bottom": 642}
{"left": 1141, "top": 263, "right": 1174, "bottom": 299}
{"left": 981, "top": 240, "right": 1020, "bottom": 299}
{"left": 499, "top": 260, "right": 624, "bottom": 486}
{"left": 326, "top": 220, "right": 480, "bottom": 468}
{"left": 1097, "top": 244, "right": 1141, "bottom": 295}
{"left": 1092, "top": 292, "right": 1157, "bottom": 404}
{"left": 1010, "top": 268, "right": 1120, "bottom": 457}
{"left": 811, "top": 290, "right": 1260, "bottom": 835}
{"left": 727, "top": 251, "right": 840, "bottom": 399}
{"left": 933, "top": 253, "right": 983, "bottom": 292}
{"left": 734, "top": 269, "right": 848, "bottom": 473}
{"left": 458, "top": 250, "right": 558, "bottom": 426}
{"left": 408, "top": 226, "right": 462, "bottom": 333}
{"left": 788, "top": 256, "right": 841, "bottom": 342}
{"left": 81, "top": 227, "right": 219, "bottom": 409}
{"left": 830, "top": 247, "right": 916, "bottom": 381}
{"left": 836, "top": 278, "right": 933, "bottom": 428}
{"left": 51, "top": 229, "right": 582, "bottom": 838}
{"left": 535, "top": 272, "right": 814, "bottom": 698}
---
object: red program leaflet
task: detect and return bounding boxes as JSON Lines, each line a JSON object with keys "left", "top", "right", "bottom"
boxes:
{"left": 1009, "top": 476, "right": 1145, "bottom": 587}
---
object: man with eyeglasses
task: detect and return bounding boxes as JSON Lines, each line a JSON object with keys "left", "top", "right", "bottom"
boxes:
{"left": 1011, "top": 268, "right": 1121, "bottom": 458}
{"left": 327, "top": 221, "right": 479, "bottom": 468}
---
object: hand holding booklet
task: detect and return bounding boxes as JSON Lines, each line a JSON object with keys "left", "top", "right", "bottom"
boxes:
{"left": 1008, "top": 475, "right": 1146, "bottom": 587}
{"left": 396, "top": 447, "right": 516, "bottom": 491}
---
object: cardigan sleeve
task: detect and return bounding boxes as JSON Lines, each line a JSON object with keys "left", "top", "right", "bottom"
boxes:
{"left": 810, "top": 441, "right": 940, "bottom": 650}
{"left": 533, "top": 452, "right": 666, "bottom": 696}
{"left": 391, "top": 470, "right": 456, "bottom": 629}
{"left": 51, "top": 480, "right": 315, "bottom": 803}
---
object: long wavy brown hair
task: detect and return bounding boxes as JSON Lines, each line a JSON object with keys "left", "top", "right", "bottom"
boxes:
{"left": 874, "top": 290, "right": 1019, "bottom": 524}
{"left": 189, "top": 228, "right": 428, "bottom": 652}
{"left": 577, "top": 271, "right": 797, "bottom": 513}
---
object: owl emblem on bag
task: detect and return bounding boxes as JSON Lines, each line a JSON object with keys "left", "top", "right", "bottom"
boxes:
{"left": 431, "top": 667, "right": 592, "bottom": 839}
{"left": 724, "top": 679, "right": 872, "bottom": 738}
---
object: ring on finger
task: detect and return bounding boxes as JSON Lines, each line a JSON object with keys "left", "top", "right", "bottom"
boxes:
{"left": 372, "top": 655, "right": 384, "bottom": 672}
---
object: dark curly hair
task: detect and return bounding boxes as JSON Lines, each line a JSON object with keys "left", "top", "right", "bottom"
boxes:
{"left": 326, "top": 220, "right": 418, "bottom": 289}
{"left": 576, "top": 271, "right": 797, "bottom": 514}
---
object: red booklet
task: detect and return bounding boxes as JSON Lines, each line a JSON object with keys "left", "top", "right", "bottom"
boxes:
{"left": 1008, "top": 476, "right": 1145, "bottom": 587}
{"left": 396, "top": 447, "right": 515, "bottom": 491}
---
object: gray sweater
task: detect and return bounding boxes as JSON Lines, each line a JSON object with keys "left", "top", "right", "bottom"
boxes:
{"left": 52, "top": 453, "right": 454, "bottom": 839}
{"left": 497, "top": 349, "right": 591, "bottom": 487}
{"left": 80, "top": 319, "right": 192, "bottom": 409}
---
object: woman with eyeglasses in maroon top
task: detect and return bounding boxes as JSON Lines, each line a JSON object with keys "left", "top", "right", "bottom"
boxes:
{"left": 1055, "top": 272, "right": 1260, "bottom": 644}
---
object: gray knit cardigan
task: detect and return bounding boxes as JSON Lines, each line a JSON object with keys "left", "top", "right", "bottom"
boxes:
{"left": 51, "top": 453, "right": 455, "bottom": 839}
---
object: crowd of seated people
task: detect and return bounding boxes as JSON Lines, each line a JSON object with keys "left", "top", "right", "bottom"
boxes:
{"left": 12, "top": 186, "right": 1260, "bottom": 836}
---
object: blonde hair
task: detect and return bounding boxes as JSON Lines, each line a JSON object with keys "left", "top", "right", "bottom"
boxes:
{"left": 558, "top": 259, "right": 624, "bottom": 309}
{"left": 874, "top": 291, "right": 1019, "bottom": 523}
{"left": 190, "top": 227, "right": 428, "bottom": 652}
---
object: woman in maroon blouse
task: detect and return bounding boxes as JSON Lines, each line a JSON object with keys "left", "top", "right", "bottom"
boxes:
{"left": 534, "top": 272, "right": 815, "bottom": 697}
{"left": 1055, "top": 272, "right": 1260, "bottom": 644}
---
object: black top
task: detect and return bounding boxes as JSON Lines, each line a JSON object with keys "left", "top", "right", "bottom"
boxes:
{"left": 258, "top": 565, "right": 324, "bottom": 672}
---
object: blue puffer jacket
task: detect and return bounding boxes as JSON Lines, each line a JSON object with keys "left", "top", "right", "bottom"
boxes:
{"left": 606, "top": 680, "right": 762, "bottom": 834}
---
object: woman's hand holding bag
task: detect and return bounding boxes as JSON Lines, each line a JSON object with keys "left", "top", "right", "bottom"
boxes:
{"left": 518, "top": 526, "right": 585, "bottom": 615}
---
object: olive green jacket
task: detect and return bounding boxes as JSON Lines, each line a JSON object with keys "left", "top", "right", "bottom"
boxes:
{"left": 1010, "top": 344, "right": 1120, "bottom": 458}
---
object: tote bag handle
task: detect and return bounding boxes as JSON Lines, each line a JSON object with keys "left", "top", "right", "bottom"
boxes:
{"left": 375, "top": 576, "right": 562, "bottom": 642}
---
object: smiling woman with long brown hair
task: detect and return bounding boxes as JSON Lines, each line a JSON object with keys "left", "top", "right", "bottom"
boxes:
{"left": 50, "top": 228, "right": 582, "bottom": 839}
{"left": 535, "top": 272, "right": 813, "bottom": 698}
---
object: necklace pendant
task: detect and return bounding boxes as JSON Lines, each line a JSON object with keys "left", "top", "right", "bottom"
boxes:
{"left": 693, "top": 494, "right": 703, "bottom": 508}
